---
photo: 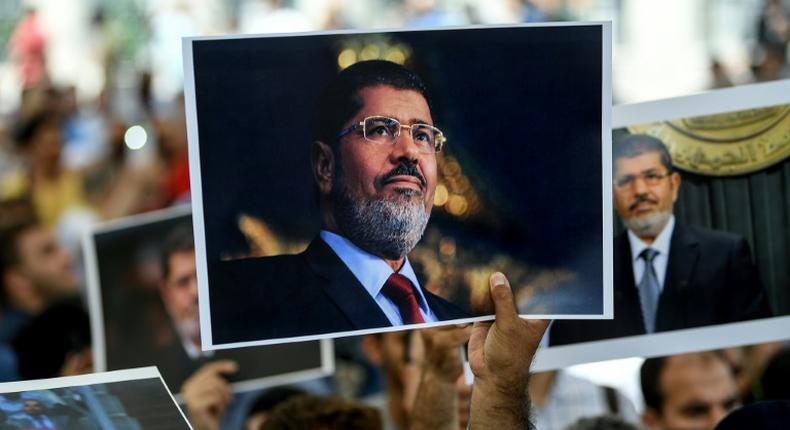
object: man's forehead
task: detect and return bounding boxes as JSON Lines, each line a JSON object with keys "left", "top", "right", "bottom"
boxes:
{"left": 355, "top": 85, "right": 432, "bottom": 123}
{"left": 661, "top": 355, "right": 733, "bottom": 395}
{"left": 614, "top": 151, "right": 664, "bottom": 173}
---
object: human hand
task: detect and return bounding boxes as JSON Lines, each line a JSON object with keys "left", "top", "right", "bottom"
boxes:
{"left": 468, "top": 272, "right": 549, "bottom": 394}
{"left": 408, "top": 326, "right": 471, "bottom": 430}
{"left": 181, "top": 360, "right": 237, "bottom": 430}
{"left": 421, "top": 325, "right": 472, "bottom": 383}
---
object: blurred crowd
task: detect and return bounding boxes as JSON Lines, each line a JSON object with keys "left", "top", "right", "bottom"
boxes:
{"left": 1, "top": 0, "right": 790, "bottom": 429}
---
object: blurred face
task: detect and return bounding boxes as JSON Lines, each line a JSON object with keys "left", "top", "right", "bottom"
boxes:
{"left": 22, "top": 400, "right": 44, "bottom": 416}
{"left": 14, "top": 226, "right": 78, "bottom": 302}
{"left": 321, "top": 85, "right": 438, "bottom": 260}
{"left": 647, "top": 356, "right": 739, "bottom": 430}
{"left": 160, "top": 249, "right": 199, "bottom": 345}
{"left": 613, "top": 151, "right": 680, "bottom": 240}
{"left": 29, "top": 119, "right": 63, "bottom": 167}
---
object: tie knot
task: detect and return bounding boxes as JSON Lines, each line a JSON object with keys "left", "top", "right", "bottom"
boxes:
{"left": 641, "top": 248, "right": 659, "bottom": 263}
{"left": 381, "top": 273, "right": 425, "bottom": 325}
{"left": 382, "top": 273, "right": 416, "bottom": 301}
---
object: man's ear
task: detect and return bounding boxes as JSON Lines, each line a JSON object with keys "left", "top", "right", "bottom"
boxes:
{"left": 670, "top": 171, "right": 681, "bottom": 202}
{"left": 311, "top": 141, "right": 335, "bottom": 195}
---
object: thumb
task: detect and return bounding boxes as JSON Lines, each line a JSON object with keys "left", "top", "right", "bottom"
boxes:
{"left": 490, "top": 272, "right": 519, "bottom": 325}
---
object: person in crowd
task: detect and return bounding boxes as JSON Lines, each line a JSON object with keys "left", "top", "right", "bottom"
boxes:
{"left": 760, "top": 344, "right": 790, "bottom": 401}
{"left": 640, "top": 352, "right": 740, "bottom": 430}
{"left": 565, "top": 415, "right": 641, "bottom": 430}
{"left": 4, "top": 108, "right": 92, "bottom": 228}
{"left": 529, "top": 370, "right": 639, "bottom": 429}
{"left": 551, "top": 134, "right": 772, "bottom": 345}
{"left": 11, "top": 300, "right": 92, "bottom": 380}
{"left": 244, "top": 387, "right": 309, "bottom": 430}
{"left": 7, "top": 7, "right": 48, "bottom": 89}
{"left": 0, "top": 215, "right": 81, "bottom": 380}
{"left": 260, "top": 394, "right": 382, "bottom": 430}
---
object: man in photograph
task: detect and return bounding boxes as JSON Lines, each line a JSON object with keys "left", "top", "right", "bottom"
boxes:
{"left": 211, "top": 60, "right": 470, "bottom": 343}
{"left": 159, "top": 224, "right": 203, "bottom": 359}
{"left": 550, "top": 134, "right": 772, "bottom": 345}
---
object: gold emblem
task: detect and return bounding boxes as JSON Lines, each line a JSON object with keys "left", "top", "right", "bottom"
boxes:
{"left": 628, "top": 104, "right": 790, "bottom": 176}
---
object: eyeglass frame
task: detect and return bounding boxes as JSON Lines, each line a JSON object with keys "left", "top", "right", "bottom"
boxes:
{"left": 336, "top": 115, "right": 446, "bottom": 153}
{"left": 614, "top": 170, "right": 674, "bottom": 189}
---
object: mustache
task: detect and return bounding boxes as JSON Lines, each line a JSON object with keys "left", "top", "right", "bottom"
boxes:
{"left": 629, "top": 194, "right": 658, "bottom": 211}
{"left": 379, "top": 162, "right": 427, "bottom": 188}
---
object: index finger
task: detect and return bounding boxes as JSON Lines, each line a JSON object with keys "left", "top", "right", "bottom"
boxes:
{"left": 199, "top": 360, "right": 239, "bottom": 376}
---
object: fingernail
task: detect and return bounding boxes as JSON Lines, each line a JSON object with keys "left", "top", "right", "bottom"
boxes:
{"left": 491, "top": 272, "right": 506, "bottom": 288}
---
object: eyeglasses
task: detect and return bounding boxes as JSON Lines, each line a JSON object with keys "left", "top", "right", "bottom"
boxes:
{"left": 614, "top": 171, "right": 672, "bottom": 189}
{"left": 337, "top": 116, "right": 446, "bottom": 153}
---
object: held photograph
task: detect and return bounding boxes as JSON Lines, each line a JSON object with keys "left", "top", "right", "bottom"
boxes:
{"left": 535, "top": 80, "right": 790, "bottom": 370}
{"left": 0, "top": 367, "right": 191, "bottom": 429}
{"left": 184, "top": 23, "right": 612, "bottom": 348}
{"left": 83, "top": 206, "right": 333, "bottom": 393}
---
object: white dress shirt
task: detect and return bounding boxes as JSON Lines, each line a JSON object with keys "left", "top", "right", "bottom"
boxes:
{"left": 320, "top": 230, "right": 437, "bottom": 325}
{"left": 627, "top": 215, "right": 675, "bottom": 290}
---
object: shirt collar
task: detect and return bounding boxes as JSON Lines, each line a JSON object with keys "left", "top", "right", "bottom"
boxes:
{"left": 627, "top": 215, "right": 675, "bottom": 262}
{"left": 319, "top": 230, "right": 430, "bottom": 313}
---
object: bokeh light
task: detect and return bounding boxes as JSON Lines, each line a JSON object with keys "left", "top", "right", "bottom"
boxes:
{"left": 124, "top": 125, "right": 147, "bottom": 150}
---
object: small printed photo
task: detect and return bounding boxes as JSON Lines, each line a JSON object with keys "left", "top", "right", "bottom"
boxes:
{"left": 84, "top": 206, "right": 333, "bottom": 394}
{"left": 0, "top": 367, "right": 191, "bottom": 429}
{"left": 536, "top": 80, "right": 790, "bottom": 369}
{"left": 184, "top": 23, "right": 612, "bottom": 348}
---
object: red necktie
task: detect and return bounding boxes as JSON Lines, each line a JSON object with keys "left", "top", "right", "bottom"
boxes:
{"left": 381, "top": 273, "right": 425, "bottom": 324}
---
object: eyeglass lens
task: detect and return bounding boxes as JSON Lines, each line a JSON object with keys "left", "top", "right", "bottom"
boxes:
{"left": 364, "top": 117, "right": 439, "bottom": 150}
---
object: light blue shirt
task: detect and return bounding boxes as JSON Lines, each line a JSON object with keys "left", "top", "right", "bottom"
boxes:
{"left": 319, "top": 230, "right": 437, "bottom": 325}
{"left": 628, "top": 215, "right": 675, "bottom": 290}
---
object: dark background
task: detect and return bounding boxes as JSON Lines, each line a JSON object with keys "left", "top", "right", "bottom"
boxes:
{"left": 192, "top": 25, "right": 605, "bottom": 315}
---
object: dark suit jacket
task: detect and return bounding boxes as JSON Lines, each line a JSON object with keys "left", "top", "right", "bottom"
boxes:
{"left": 550, "top": 223, "right": 773, "bottom": 346}
{"left": 210, "top": 237, "right": 471, "bottom": 344}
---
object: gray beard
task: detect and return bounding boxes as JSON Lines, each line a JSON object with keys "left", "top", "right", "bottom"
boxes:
{"left": 331, "top": 180, "right": 430, "bottom": 260}
{"left": 622, "top": 209, "right": 671, "bottom": 239}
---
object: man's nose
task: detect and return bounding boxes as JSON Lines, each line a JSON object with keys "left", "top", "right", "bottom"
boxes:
{"left": 632, "top": 176, "right": 650, "bottom": 194}
{"left": 390, "top": 127, "right": 421, "bottom": 163}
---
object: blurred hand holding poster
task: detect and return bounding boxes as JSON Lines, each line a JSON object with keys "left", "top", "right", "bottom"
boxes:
{"left": 183, "top": 23, "right": 613, "bottom": 349}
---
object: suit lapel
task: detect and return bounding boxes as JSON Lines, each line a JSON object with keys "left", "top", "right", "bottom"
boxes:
{"left": 303, "top": 238, "right": 391, "bottom": 329}
{"left": 658, "top": 224, "right": 699, "bottom": 329}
